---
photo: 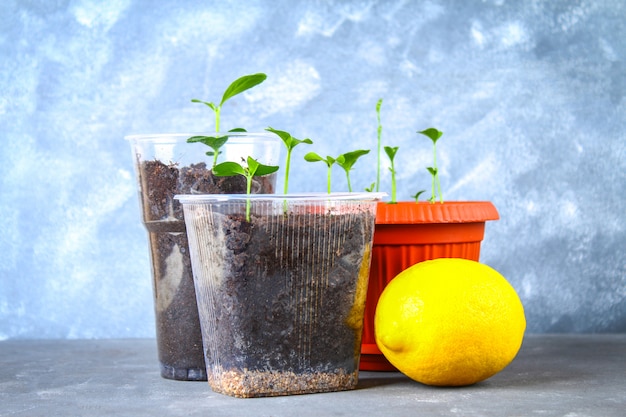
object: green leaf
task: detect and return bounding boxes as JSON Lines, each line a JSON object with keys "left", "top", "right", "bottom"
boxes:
{"left": 247, "top": 156, "right": 279, "bottom": 177}
{"left": 266, "top": 126, "right": 291, "bottom": 142}
{"left": 191, "top": 99, "right": 217, "bottom": 112}
{"left": 212, "top": 161, "right": 246, "bottom": 177}
{"left": 246, "top": 157, "right": 260, "bottom": 174}
{"left": 336, "top": 150, "right": 369, "bottom": 193}
{"left": 336, "top": 149, "right": 370, "bottom": 171}
{"left": 220, "top": 73, "right": 267, "bottom": 106}
{"left": 305, "top": 152, "right": 335, "bottom": 166}
{"left": 293, "top": 137, "right": 313, "bottom": 147}
{"left": 427, "top": 167, "right": 438, "bottom": 175}
{"left": 418, "top": 128, "right": 443, "bottom": 144}
{"left": 255, "top": 165, "right": 280, "bottom": 176}
{"left": 186, "top": 135, "right": 206, "bottom": 143}
{"left": 412, "top": 190, "right": 426, "bottom": 202}
{"left": 384, "top": 146, "right": 399, "bottom": 161}
{"left": 187, "top": 135, "right": 229, "bottom": 151}
{"left": 266, "top": 127, "right": 313, "bottom": 150}
{"left": 304, "top": 152, "right": 325, "bottom": 163}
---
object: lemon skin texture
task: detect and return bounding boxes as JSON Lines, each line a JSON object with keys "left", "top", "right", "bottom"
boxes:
{"left": 374, "top": 258, "right": 526, "bottom": 387}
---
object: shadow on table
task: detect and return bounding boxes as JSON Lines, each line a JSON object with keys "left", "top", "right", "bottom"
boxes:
{"left": 355, "top": 367, "right": 591, "bottom": 392}
{"left": 356, "top": 372, "right": 409, "bottom": 390}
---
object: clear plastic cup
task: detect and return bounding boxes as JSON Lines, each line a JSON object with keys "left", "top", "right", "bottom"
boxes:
{"left": 176, "top": 192, "right": 385, "bottom": 396}
{"left": 126, "top": 132, "right": 281, "bottom": 381}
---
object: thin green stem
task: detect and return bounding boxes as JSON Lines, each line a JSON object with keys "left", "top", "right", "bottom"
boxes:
{"left": 215, "top": 107, "right": 221, "bottom": 133}
{"left": 433, "top": 142, "right": 443, "bottom": 203}
{"left": 282, "top": 152, "right": 290, "bottom": 213}
{"left": 376, "top": 105, "right": 382, "bottom": 192}
{"left": 284, "top": 149, "right": 292, "bottom": 194}
{"left": 245, "top": 174, "right": 252, "bottom": 222}
{"left": 346, "top": 172, "right": 353, "bottom": 192}
{"left": 327, "top": 166, "right": 332, "bottom": 194}
{"left": 390, "top": 161, "right": 397, "bottom": 203}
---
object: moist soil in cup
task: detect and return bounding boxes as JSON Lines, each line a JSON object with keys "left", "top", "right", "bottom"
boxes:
{"left": 138, "top": 159, "right": 275, "bottom": 381}
{"left": 141, "top": 161, "right": 276, "bottom": 223}
{"left": 196, "top": 208, "right": 374, "bottom": 397}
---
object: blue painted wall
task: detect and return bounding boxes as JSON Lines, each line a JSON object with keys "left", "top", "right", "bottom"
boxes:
{"left": 1, "top": 0, "right": 624, "bottom": 339}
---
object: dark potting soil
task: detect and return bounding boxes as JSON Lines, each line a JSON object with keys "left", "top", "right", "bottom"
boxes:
{"left": 140, "top": 160, "right": 276, "bottom": 223}
{"left": 138, "top": 159, "right": 276, "bottom": 381}
{"left": 198, "top": 208, "right": 375, "bottom": 396}
{"left": 147, "top": 230, "right": 206, "bottom": 381}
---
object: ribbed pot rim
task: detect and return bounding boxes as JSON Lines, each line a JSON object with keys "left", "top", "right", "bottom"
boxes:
{"left": 375, "top": 201, "right": 499, "bottom": 224}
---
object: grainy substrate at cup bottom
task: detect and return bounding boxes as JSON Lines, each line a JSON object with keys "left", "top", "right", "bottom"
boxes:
{"left": 208, "top": 367, "right": 358, "bottom": 398}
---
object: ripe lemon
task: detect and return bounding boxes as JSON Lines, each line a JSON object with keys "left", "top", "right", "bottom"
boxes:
{"left": 374, "top": 258, "right": 526, "bottom": 386}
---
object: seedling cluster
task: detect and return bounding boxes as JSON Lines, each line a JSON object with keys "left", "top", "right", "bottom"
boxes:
{"left": 304, "top": 149, "right": 370, "bottom": 193}
{"left": 185, "top": 73, "right": 449, "bottom": 219}
{"left": 373, "top": 99, "right": 445, "bottom": 204}
{"left": 186, "top": 73, "right": 373, "bottom": 220}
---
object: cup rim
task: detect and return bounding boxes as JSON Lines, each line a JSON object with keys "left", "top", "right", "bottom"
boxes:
{"left": 175, "top": 192, "right": 387, "bottom": 203}
{"left": 124, "top": 132, "right": 280, "bottom": 144}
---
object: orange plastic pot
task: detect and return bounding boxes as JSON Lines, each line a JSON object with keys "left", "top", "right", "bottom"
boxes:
{"left": 359, "top": 201, "right": 500, "bottom": 371}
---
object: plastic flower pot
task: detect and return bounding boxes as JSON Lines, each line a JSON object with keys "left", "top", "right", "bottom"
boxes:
{"left": 360, "top": 201, "right": 500, "bottom": 371}
{"left": 126, "top": 132, "right": 281, "bottom": 381}
{"left": 176, "top": 192, "right": 385, "bottom": 397}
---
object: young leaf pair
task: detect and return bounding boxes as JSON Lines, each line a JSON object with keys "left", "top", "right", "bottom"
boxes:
{"left": 212, "top": 157, "right": 279, "bottom": 221}
{"left": 190, "top": 73, "right": 266, "bottom": 133}
{"left": 304, "top": 150, "right": 370, "bottom": 194}
{"left": 187, "top": 73, "right": 267, "bottom": 168}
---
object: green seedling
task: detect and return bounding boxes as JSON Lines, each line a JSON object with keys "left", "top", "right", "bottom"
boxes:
{"left": 304, "top": 153, "right": 336, "bottom": 194}
{"left": 372, "top": 98, "right": 401, "bottom": 204}
{"left": 375, "top": 98, "right": 383, "bottom": 192}
{"left": 212, "top": 156, "right": 279, "bottom": 221}
{"left": 384, "top": 146, "right": 399, "bottom": 204}
{"left": 265, "top": 127, "right": 313, "bottom": 194}
{"left": 418, "top": 128, "right": 444, "bottom": 203}
{"left": 412, "top": 190, "right": 426, "bottom": 202}
{"left": 191, "top": 73, "right": 266, "bottom": 132}
{"left": 187, "top": 73, "right": 267, "bottom": 166}
{"left": 336, "top": 149, "right": 370, "bottom": 192}
{"left": 365, "top": 182, "right": 376, "bottom": 192}
{"left": 187, "top": 128, "right": 246, "bottom": 168}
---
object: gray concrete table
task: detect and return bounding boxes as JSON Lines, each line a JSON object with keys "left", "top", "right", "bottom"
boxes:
{"left": 1, "top": 334, "right": 624, "bottom": 417}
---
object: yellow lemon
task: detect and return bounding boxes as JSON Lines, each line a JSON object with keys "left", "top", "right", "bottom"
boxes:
{"left": 374, "top": 258, "right": 526, "bottom": 386}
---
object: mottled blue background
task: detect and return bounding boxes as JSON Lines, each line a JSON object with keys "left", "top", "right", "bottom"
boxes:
{"left": 1, "top": 0, "right": 624, "bottom": 339}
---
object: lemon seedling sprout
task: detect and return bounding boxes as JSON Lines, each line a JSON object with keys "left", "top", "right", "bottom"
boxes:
{"left": 187, "top": 73, "right": 267, "bottom": 167}
{"left": 212, "top": 157, "right": 279, "bottom": 221}
{"left": 265, "top": 127, "right": 313, "bottom": 194}
{"left": 336, "top": 150, "right": 370, "bottom": 192}
{"left": 418, "top": 128, "right": 444, "bottom": 204}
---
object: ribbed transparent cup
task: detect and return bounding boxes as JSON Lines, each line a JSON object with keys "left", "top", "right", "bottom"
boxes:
{"left": 126, "top": 132, "right": 281, "bottom": 381}
{"left": 176, "top": 193, "right": 384, "bottom": 397}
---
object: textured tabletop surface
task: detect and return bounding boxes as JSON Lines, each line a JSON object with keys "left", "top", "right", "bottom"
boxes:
{"left": 1, "top": 334, "right": 625, "bottom": 417}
